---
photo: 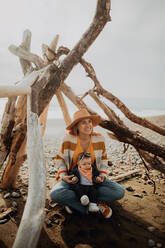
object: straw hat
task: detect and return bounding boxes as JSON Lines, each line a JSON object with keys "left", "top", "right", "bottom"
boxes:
{"left": 66, "top": 108, "right": 101, "bottom": 130}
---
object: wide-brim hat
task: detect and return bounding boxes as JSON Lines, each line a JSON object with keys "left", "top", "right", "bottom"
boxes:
{"left": 66, "top": 108, "right": 101, "bottom": 130}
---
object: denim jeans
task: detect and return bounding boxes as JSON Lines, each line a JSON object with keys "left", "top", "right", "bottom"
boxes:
{"left": 50, "top": 178, "right": 125, "bottom": 214}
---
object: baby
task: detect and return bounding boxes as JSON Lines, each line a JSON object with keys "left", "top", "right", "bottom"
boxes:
{"left": 69, "top": 152, "right": 104, "bottom": 212}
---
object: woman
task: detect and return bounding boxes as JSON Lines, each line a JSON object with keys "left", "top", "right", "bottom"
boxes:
{"left": 50, "top": 108, "right": 125, "bottom": 218}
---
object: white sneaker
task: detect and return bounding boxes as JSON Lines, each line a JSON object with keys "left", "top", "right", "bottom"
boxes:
{"left": 88, "top": 202, "right": 100, "bottom": 212}
{"left": 98, "top": 202, "right": 112, "bottom": 218}
{"left": 80, "top": 195, "right": 89, "bottom": 206}
{"left": 65, "top": 206, "right": 73, "bottom": 214}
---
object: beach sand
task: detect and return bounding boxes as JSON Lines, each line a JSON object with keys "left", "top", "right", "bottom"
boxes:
{"left": 0, "top": 115, "right": 165, "bottom": 248}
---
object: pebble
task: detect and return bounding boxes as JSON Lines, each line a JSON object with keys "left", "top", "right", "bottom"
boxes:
{"left": 12, "top": 201, "right": 18, "bottom": 208}
{"left": 148, "top": 239, "right": 155, "bottom": 247}
{"left": 11, "top": 192, "right": 21, "bottom": 198}
{"left": 126, "top": 186, "right": 134, "bottom": 192}
{"left": 54, "top": 219, "right": 59, "bottom": 224}
{"left": 160, "top": 200, "right": 165, "bottom": 205}
{"left": 0, "top": 218, "right": 8, "bottom": 224}
{"left": 133, "top": 193, "right": 143, "bottom": 198}
{"left": 45, "top": 219, "right": 52, "bottom": 227}
{"left": 147, "top": 226, "right": 155, "bottom": 232}
{"left": 4, "top": 193, "right": 11, "bottom": 199}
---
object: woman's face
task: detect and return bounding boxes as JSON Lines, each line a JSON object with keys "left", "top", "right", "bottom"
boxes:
{"left": 77, "top": 118, "right": 93, "bottom": 135}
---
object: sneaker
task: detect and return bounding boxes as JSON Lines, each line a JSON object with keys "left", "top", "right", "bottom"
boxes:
{"left": 80, "top": 195, "right": 89, "bottom": 206}
{"left": 65, "top": 206, "right": 73, "bottom": 214}
{"left": 98, "top": 202, "right": 112, "bottom": 218}
{"left": 88, "top": 202, "right": 100, "bottom": 212}
{"left": 49, "top": 200, "right": 56, "bottom": 208}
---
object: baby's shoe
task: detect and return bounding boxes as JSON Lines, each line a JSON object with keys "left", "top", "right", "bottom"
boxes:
{"left": 88, "top": 202, "right": 100, "bottom": 212}
{"left": 80, "top": 195, "right": 89, "bottom": 206}
{"left": 98, "top": 202, "right": 112, "bottom": 218}
{"left": 65, "top": 206, "right": 73, "bottom": 214}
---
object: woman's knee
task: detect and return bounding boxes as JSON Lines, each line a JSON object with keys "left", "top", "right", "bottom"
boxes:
{"left": 116, "top": 185, "right": 125, "bottom": 200}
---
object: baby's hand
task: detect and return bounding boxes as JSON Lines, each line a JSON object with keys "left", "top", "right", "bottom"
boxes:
{"left": 71, "top": 176, "right": 78, "bottom": 184}
{"left": 95, "top": 175, "right": 105, "bottom": 183}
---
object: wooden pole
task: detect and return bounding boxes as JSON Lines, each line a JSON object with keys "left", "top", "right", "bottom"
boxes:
{"left": 56, "top": 90, "right": 71, "bottom": 126}
{"left": 0, "top": 85, "right": 31, "bottom": 98}
{"left": 13, "top": 95, "right": 46, "bottom": 248}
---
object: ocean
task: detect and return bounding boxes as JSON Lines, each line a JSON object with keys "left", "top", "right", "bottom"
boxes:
{"left": 0, "top": 96, "right": 164, "bottom": 120}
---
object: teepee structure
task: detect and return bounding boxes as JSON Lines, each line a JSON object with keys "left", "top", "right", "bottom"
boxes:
{"left": 0, "top": 0, "right": 165, "bottom": 247}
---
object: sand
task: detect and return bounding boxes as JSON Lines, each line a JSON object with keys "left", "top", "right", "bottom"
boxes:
{"left": 0, "top": 115, "right": 165, "bottom": 248}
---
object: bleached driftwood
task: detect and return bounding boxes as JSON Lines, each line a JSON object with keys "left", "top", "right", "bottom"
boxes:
{"left": 110, "top": 169, "right": 142, "bottom": 182}
{"left": 39, "top": 103, "right": 49, "bottom": 136}
{"left": 9, "top": 45, "right": 44, "bottom": 68}
{"left": 56, "top": 90, "right": 71, "bottom": 126}
{"left": 0, "top": 85, "right": 31, "bottom": 98}
{"left": 80, "top": 58, "right": 165, "bottom": 136}
{"left": 13, "top": 95, "right": 46, "bottom": 248}
{"left": 19, "top": 29, "right": 32, "bottom": 74}
{"left": 42, "top": 34, "right": 59, "bottom": 64}
{"left": 88, "top": 89, "right": 125, "bottom": 126}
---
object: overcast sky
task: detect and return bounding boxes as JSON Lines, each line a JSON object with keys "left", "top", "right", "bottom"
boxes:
{"left": 0, "top": 0, "right": 164, "bottom": 100}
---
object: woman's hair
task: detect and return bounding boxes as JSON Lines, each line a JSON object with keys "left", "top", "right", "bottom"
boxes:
{"left": 68, "top": 123, "right": 79, "bottom": 136}
{"left": 68, "top": 121, "right": 96, "bottom": 136}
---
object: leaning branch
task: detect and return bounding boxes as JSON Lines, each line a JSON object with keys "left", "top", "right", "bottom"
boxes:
{"left": 37, "top": 0, "right": 111, "bottom": 115}
{"left": 80, "top": 58, "right": 165, "bottom": 136}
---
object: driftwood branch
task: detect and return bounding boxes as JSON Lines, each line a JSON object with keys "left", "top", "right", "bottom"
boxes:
{"left": 42, "top": 34, "right": 59, "bottom": 63}
{"left": 80, "top": 58, "right": 165, "bottom": 136}
{"left": 100, "top": 120, "right": 165, "bottom": 160}
{"left": 55, "top": 45, "right": 165, "bottom": 137}
{"left": 56, "top": 90, "right": 71, "bottom": 126}
{"left": 88, "top": 89, "right": 126, "bottom": 126}
{"left": 0, "top": 97, "right": 17, "bottom": 168}
{"left": 0, "top": 84, "right": 31, "bottom": 97}
{"left": 110, "top": 169, "right": 142, "bottom": 182}
{"left": 13, "top": 96, "right": 46, "bottom": 248}
{"left": 9, "top": 45, "right": 44, "bottom": 68}
{"left": 60, "top": 83, "right": 165, "bottom": 166}
{"left": 19, "top": 29, "right": 33, "bottom": 74}
{"left": 37, "top": 0, "right": 111, "bottom": 115}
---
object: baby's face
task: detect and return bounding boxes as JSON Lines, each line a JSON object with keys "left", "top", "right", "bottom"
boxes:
{"left": 78, "top": 157, "right": 92, "bottom": 170}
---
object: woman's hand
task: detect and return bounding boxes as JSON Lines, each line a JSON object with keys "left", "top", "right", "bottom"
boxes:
{"left": 62, "top": 175, "right": 78, "bottom": 184}
{"left": 95, "top": 175, "right": 105, "bottom": 183}
{"left": 71, "top": 176, "right": 78, "bottom": 184}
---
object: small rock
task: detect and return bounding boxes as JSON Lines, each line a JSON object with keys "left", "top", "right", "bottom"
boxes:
{"left": 133, "top": 193, "right": 143, "bottom": 198}
{"left": 108, "top": 161, "right": 113, "bottom": 166}
{"left": 45, "top": 219, "right": 52, "bottom": 227}
{"left": 148, "top": 239, "right": 155, "bottom": 247}
{"left": 4, "top": 193, "right": 11, "bottom": 199}
{"left": 126, "top": 186, "right": 134, "bottom": 192}
{"left": 147, "top": 226, "right": 155, "bottom": 232}
{"left": 160, "top": 200, "right": 165, "bottom": 205}
{"left": 0, "top": 194, "right": 7, "bottom": 208}
{"left": 12, "top": 201, "right": 18, "bottom": 208}
{"left": 54, "top": 219, "right": 59, "bottom": 224}
{"left": 0, "top": 218, "right": 8, "bottom": 224}
{"left": 11, "top": 192, "right": 21, "bottom": 198}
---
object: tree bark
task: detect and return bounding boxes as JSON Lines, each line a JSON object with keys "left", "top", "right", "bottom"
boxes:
{"left": 0, "top": 97, "right": 17, "bottom": 168}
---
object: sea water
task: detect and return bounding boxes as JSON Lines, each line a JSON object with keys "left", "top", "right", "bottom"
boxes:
{"left": 0, "top": 96, "right": 165, "bottom": 120}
